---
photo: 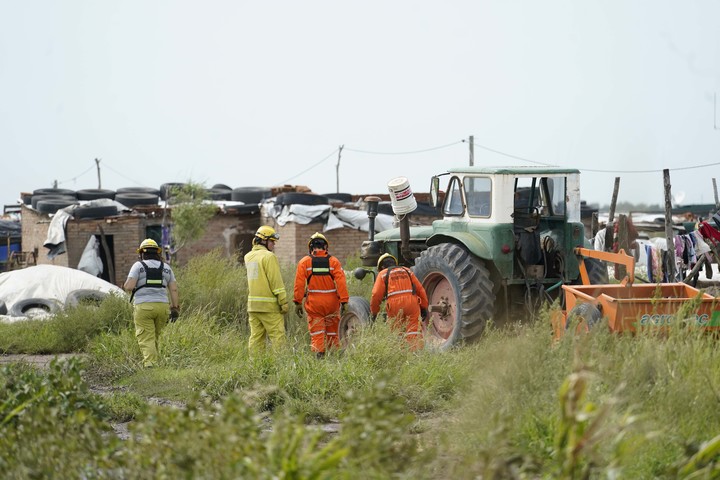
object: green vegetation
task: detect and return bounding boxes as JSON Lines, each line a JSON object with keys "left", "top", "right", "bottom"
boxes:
{"left": 2, "top": 251, "right": 720, "bottom": 478}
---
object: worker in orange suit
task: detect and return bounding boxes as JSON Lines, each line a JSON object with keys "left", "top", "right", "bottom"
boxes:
{"left": 293, "top": 232, "right": 350, "bottom": 358}
{"left": 370, "top": 253, "right": 429, "bottom": 351}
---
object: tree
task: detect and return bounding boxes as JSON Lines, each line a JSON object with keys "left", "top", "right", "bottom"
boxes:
{"left": 167, "top": 181, "right": 217, "bottom": 252}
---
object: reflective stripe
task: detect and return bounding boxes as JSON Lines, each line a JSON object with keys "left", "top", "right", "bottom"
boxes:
{"left": 310, "top": 330, "right": 325, "bottom": 336}
{"left": 308, "top": 288, "right": 338, "bottom": 294}
{"left": 326, "top": 332, "right": 338, "bottom": 337}
{"left": 387, "top": 289, "right": 414, "bottom": 297}
{"left": 248, "top": 296, "right": 279, "bottom": 303}
{"left": 272, "top": 287, "right": 286, "bottom": 295}
{"left": 405, "top": 331, "right": 422, "bottom": 336}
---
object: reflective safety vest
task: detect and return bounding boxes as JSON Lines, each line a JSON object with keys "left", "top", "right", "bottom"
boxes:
{"left": 130, "top": 261, "right": 165, "bottom": 302}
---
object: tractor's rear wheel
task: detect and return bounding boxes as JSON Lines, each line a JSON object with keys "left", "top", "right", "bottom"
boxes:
{"left": 338, "top": 296, "right": 371, "bottom": 348}
{"left": 412, "top": 244, "right": 494, "bottom": 350}
{"left": 567, "top": 302, "right": 602, "bottom": 334}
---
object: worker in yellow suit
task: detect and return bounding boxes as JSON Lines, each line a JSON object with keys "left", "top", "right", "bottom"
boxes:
{"left": 244, "top": 225, "right": 289, "bottom": 353}
{"left": 123, "top": 238, "right": 180, "bottom": 368}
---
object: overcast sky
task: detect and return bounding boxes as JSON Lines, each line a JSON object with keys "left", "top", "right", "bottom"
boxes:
{"left": 2, "top": 1, "right": 719, "bottom": 210}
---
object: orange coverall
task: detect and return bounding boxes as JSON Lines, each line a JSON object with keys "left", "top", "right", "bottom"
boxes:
{"left": 293, "top": 251, "right": 349, "bottom": 353}
{"left": 370, "top": 266, "right": 429, "bottom": 350}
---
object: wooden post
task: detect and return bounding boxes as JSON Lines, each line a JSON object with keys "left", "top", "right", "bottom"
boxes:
{"left": 591, "top": 211, "right": 599, "bottom": 237}
{"left": 663, "top": 169, "right": 677, "bottom": 281}
{"left": 608, "top": 177, "right": 620, "bottom": 223}
{"left": 713, "top": 178, "right": 719, "bottom": 211}
{"left": 617, "top": 214, "right": 629, "bottom": 279}
{"left": 469, "top": 135, "right": 474, "bottom": 166}
{"left": 97, "top": 224, "right": 115, "bottom": 285}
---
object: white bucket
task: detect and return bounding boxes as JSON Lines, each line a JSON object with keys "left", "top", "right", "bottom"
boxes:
{"left": 387, "top": 177, "right": 417, "bottom": 215}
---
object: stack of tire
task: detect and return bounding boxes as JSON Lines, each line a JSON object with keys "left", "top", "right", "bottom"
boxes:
{"left": 75, "top": 188, "right": 119, "bottom": 219}
{"left": 226, "top": 187, "right": 273, "bottom": 215}
{"left": 30, "top": 188, "right": 79, "bottom": 215}
{"left": 115, "top": 187, "right": 161, "bottom": 209}
{"left": 206, "top": 183, "right": 233, "bottom": 201}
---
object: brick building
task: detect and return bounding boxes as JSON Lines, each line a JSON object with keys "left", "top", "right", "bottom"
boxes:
{"left": 20, "top": 194, "right": 440, "bottom": 286}
{"left": 20, "top": 204, "right": 260, "bottom": 286}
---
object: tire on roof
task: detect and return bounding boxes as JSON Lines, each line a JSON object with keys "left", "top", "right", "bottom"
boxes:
{"left": 207, "top": 188, "right": 232, "bottom": 201}
{"left": 225, "top": 204, "right": 261, "bottom": 215}
{"left": 31, "top": 194, "right": 77, "bottom": 209}
{"left": 231, "top": 187, "right": 272, "bottom": 203}
{"left": 115, "top": 192, "right": 160, "bottom": 208}
{"left": 160, "top": 182, "right": 186, "bottom": 200}
{"left": 76, "top": 188, "right": 116, "bottom": 200}
{"left": 9, "top": 298, "right": 62, "bottom": 317}
{"left": 32, "top": 188, "right": 76, "bottom": 198}
{"left": 36, "top": 198, "right": 79, "bottom": 214}
{"left": 323, "top": 193, "right": 353, "bottom": 203}
{"left": 275, "top": 192, "right": 329, "bottom": 206}
{"left": 65, "top": 289, "right": 109, "bottom": 308}
{"left": 212, "top": 183, "right": 233, "bottom": 190}
{"left": 73, "top": 205, "right": 118, "bottom": 219}
{"left": 116, "top": 187, "right": 162, "bottom": 196}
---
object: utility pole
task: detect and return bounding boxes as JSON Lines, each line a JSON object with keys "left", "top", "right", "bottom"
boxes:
{"left": 95, "top": 158, "right": 102, "bottom": 188}
{"left": 52, "top": 179, "right": 58, "bottom": 188}
{"left": 336, "top": 145, "right": 344, "bottom": 193}
{"left": 469, "top": 135, "right": 474, "bottom": 166}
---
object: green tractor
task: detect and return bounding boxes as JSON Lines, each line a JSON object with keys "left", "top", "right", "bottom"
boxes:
{"left": 354, "top": 166, "right": 608, "bottom": 350}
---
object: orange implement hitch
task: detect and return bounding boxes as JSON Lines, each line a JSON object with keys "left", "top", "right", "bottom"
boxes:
{"left": 552, "top": 247, "right": 720, "bottom": 339}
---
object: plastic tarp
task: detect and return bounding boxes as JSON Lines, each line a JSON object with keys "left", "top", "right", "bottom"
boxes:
{"left": 272, "top": 204, "right": 395, "bottom": 233}
{"left": 0, "top": 265, "right": 125, "bottom": 323}
{"left": 44, "top": 199, "right": 128, "bottom": 259}
{"left": 0, "top": 219, "right": 21, "bottom": 239}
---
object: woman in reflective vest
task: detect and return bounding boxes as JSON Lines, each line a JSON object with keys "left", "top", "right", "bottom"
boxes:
{"left": 370, "top": 253, "right": 428, "bottom": 351}
{"left": 123, "top": 238, "right": 179, "bottom": 368}
{"left": 293, "top": 232, "right": 349, "bottom": 358}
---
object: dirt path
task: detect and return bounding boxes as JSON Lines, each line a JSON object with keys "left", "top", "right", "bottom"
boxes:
{"left": 0, "top": 353, "right": 85, "bottom": 368}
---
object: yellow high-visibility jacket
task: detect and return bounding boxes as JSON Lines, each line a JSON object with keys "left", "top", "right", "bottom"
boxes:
{"left": 244, "top": 244, "right": 288, "bottom": 313}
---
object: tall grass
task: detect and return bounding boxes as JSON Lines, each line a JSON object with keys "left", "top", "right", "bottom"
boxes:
{"left": 425, "top": 317, "right": 720, "bottom": 479}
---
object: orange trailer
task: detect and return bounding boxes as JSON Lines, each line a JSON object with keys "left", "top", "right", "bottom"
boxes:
{"left": 552, "top": 248, "right": 720, "bottom": 338}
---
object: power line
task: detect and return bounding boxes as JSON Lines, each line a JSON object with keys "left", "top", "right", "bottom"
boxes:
{"left": 469, "top": 141, "right": 556, "bottom": 167}
{"left": 345, "top": 140, "right": 463, "bottom": 155}
{"left": 277, "top": 148, "right": 339, "bottom": 185}
{"left": 57, "top": 164, "right": 96, "bottom": 185}
{"left": 470, "top": 140, "right": 720, "bottom": 174}
{"left": 101, "top": 161, "right": 151, "bottom": 187}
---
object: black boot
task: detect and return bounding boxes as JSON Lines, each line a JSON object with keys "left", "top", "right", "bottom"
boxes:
{"left": 316, "top": 351, "right": 325, "bottom": 359}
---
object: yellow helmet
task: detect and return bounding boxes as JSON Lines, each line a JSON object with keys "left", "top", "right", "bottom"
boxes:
{"left": 308, "top": 232, "right": 328, "bottom": 252}
{"left": 377, "top": 253, "right": 398, "bottom": 271}
{"left": 255, "top": 225, "right": 279, "bottom": 242}
{"left": 137, "top": 238, "right": 161, "bottom": 254}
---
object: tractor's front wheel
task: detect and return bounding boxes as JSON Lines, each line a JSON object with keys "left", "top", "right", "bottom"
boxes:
{"left": 413, "top": 243, "right": 495, "bottom": 350}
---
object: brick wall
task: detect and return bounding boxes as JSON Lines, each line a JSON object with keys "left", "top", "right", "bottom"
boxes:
{"left": 21, "top": 205, "right": 261, "bottom": 287}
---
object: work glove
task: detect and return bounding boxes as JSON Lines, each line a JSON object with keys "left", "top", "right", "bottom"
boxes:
{"left": 169, "top": 307, "right": 180, "bottom": 323}
{"left": 340, "top": 302, "right": 347, "bottom": 315}
{"left": 420, "top": 308, "right": 428, "bottom": 321}
{"left": 295, "top": 303, "right": 304, "bottom": 317}
{"left": 280, "top": 303, "right": 289, "bottom": 314}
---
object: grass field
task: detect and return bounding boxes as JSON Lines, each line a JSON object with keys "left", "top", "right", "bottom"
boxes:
{"left": 1, "top": 250, "right": 719, "bottom": 478}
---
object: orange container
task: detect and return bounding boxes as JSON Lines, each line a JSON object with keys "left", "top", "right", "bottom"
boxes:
{"left": 561, "top": 283, "right": 720, "bottom": 333}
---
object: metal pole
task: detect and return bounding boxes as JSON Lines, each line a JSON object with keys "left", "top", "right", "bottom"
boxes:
{"left": 95, "top": 158, "right": 102, "bottom": 189}
{"left": 713, "top": 178, "right": 719, "bottom": 210}
{"left": 336, "top": 145, "right": 344, "bottom": 193}
{"left": 469, "top": 135, "right": 474, "bottom": 166}
{"left": 663, "top": 169, "right": 677, "bottom": 280}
